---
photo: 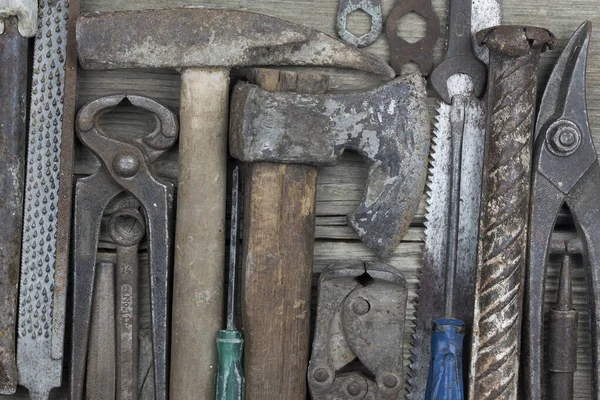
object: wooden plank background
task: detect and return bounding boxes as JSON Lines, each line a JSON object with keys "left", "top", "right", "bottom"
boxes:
{"left": 11, "top": 0, "right": 600, "bottom": 398}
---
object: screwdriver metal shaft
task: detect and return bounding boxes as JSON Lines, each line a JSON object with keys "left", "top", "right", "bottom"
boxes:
{"left": 215, "top": 166, "right": 245, "bottom": 400}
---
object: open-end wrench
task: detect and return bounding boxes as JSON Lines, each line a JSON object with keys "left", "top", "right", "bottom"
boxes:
{"left": 336, "top": 0, "right": 382, "bottom": 47}
{"left": 109, "top": 207, "right": 146, "bottom": 400}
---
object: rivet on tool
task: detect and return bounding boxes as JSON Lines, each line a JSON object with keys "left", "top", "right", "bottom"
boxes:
{"left": 547, "top": 120, "right": 582, "bottom": 156}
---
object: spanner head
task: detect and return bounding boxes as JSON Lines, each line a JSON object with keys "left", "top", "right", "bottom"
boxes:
{"left": 336, "top": 0, "right": 383, "bottom": 48}
{"left": 430, "top": 56, "right": 487, "bottom": 103}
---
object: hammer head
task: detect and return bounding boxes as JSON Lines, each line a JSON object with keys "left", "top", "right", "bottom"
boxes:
{"left": 76, "top": 8, "right": 395, "bottom": 79}
{"left": 230, "top": 74, "right": 430, "bottom": 259}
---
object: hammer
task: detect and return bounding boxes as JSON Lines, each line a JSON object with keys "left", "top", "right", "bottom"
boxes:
{"left": 76, "top": 8, "right": 394, "bottom": 399}
{"left": 230, "top": 69, "right": 430, "bottom": 398}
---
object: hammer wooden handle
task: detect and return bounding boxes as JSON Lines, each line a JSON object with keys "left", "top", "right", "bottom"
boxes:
{"left": 170, "top": 68, "right": 229, "bottom": 400}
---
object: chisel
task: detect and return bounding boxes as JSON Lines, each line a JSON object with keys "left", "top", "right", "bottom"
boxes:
{"left": 215, "top": 166, "right": 245, "bottom": 400}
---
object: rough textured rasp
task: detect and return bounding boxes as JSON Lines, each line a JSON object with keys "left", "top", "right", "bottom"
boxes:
{"left": 408, "top": 81, "right": 485, "bottom": 399}
{"left": 18, "top": 0, "right": 70, "bottom": 398}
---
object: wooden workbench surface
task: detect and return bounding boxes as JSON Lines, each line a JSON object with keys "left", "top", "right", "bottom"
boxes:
{"left": 12, "top": 0, "right": 600, "bottom": 398}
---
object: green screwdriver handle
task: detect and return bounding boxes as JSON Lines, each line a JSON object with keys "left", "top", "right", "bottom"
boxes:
{"left": 215, "top": 329, "right": 245, "bottom": 400}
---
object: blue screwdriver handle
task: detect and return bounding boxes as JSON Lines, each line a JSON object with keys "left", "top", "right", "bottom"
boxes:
{"left": 425, "top": 318, "right": 465, "bottom": 400}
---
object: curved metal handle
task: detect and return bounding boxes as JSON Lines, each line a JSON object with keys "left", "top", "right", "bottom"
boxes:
{"left": 77, "top": 94, "right": 178, "bottom": 162}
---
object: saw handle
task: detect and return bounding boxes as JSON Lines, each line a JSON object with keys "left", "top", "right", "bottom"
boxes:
{"left": 425, "top": 318, "right": 465, "bottom": 400}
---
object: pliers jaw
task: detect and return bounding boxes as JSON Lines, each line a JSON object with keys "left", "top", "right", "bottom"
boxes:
{"left": 524, "top": 21, "right": 600, "bottom": 399}
{"left": 70, "top": 95, "right": 178, "bottom": 400}
{"left": 534, "top": 21, "right": 594, "bottom": 195}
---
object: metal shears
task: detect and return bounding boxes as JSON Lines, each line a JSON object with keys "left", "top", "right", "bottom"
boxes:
{"left": 70, "top": 95, "right": 178, "bottom": 400}
{"left": 523, "top": 21, "right": 598, "bottom": 399}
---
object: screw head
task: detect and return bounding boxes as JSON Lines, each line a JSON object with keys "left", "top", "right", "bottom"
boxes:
{"left": 346, "top": 381, "right": 362, "bottom": 396}
{"left": 352, "top": 298, "right": 370, "bottom": 316}
{"left": 547, "top": 120, "right": 582, "bottom": 156}
{"left": 382, "top": 374, "right": 398, "bottom": 388}
{"left": 113, "top": 153, "right": 140, "bottom": 177}
{"left": 313, "top": 368, "right": 330, "bottom": 383}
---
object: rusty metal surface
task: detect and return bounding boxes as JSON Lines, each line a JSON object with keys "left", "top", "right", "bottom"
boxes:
{"left": 336, "top": 0, "right": 382, "bottom": 47}
{"left": 430, "top": 0, "right": 486, "bottom": 103}
{"left": 230, "top": 74, "right": 429, "bottom": 259}
{"left": 109, "top": 208, "right": 146, "bottom": 400}
{"left": 0, "top": 0, "right": 37, "bottom": 37}
{"left": 17, "top": 0, "right": 71, "bottom": 398}
{"left": 468, "top": 25, "right": 555, "bottom": 400}
{"left": 76, "top": 8, "right": 395, "bottom": 79}
{"left": 547, "top": 243, "right": 578, "bottom": 400}
{"left": 71, "top": 95, "right": 177, "bottom": 400}
{"left": 523, "top": 21, "right": 599, "bottom": 400}
{"left": 0, "top": 15, "right": 28, "bottom": 395}
{"left": 411, "top": 0, "right": 487, "bottom": 391}
{"left": 308, "top": 261, "right": 407, "bottom": 399}
{"left": 471, "top": 0, "right": 501, "bottom": 64}
{"left": 385, "top": 0, "right": 439, "bottom": 76}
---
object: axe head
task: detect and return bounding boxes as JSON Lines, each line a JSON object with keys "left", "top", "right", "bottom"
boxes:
{"left": 230, "top": 74, "right": 430, "bottom": 259}
{"left": 76, "top": 8, "right": 395, "bottom": 79}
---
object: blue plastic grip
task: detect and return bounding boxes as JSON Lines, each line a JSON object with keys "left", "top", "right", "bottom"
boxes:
{"left": 425, "top": 318, "right": 465, "bottom": 400}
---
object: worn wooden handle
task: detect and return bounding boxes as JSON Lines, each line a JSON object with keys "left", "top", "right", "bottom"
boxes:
{"left": 243, "top": 162, "right": 317, "bottom": 400}
{"left": 242, "top": 69, "right": 326, "bottom": 400}
{"left": 170, "top": 68, "right": 229, "bottom": 400}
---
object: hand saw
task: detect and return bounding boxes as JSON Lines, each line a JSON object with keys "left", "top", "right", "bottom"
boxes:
{"left": 17, "top": 0, "right": 79, "bottom": 397}
{"left": 408, "top": 0, "right": 500, "bottom": 398}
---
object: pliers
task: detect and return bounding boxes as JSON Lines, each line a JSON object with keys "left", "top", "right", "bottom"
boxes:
{"left": 69, "top": 95, "right": 178, "bottom": 400}
{"left": 522, "top": 21, "right": 598, "bottom": 398}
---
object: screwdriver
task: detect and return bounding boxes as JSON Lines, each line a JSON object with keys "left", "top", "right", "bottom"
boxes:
{"left": 215, "top": 166, "right": 245, "bottom": 400}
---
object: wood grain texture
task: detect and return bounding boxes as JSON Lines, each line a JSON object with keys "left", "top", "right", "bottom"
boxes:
{"left": 8, "top": 0, "right": 599, "bottom": 399}
{"left": 241, "top": 69, "right": 323, "bottom": 400}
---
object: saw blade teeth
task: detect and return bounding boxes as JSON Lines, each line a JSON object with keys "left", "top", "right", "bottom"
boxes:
{"left": 407, "top": 103, "right": 452, "bottom": 399}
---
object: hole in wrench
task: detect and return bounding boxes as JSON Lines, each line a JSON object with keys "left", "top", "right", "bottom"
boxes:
{"left": 396, "top": 12, "right": 427, "bottom": 44}
{"left": 347, "top": 9, "right": 373, "bottom": 37}
{"left": 98, "top": 98, "right": 159, "bottom": 141}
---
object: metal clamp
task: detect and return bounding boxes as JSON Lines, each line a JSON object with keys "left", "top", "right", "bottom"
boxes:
{"left": 308, "top": 262, "right": 407, "bottom": 399}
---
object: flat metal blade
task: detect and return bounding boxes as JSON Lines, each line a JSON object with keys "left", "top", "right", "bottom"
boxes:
{"left": 17, "top": 0, "right": 70, "bottom": 397}
{"left": 408, "top": 84, "right": 485, "bottom": 399}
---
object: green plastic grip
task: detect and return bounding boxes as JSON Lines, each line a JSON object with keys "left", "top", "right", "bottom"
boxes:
{"left": 215, "top": 329, "right": 245, "bottom": 400}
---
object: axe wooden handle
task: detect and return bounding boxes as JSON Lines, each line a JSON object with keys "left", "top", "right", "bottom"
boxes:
{"left": 242, "top": 69, "right": 326, "bottom": 399}
{"left": 171, "top": 68, "right": 229, "bottom": 399}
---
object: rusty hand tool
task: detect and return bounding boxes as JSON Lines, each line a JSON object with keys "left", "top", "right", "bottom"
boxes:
{"left": 523, "top": 21, "right": 597, "bottom": 400}
{"left": 385, "top": 0, "right": 439, "bottom": 75}
{"left": 215, "top": 166, "right": 245, "bottom": 400}
{"left": 412, "top": 0, "right": 488, "bottom": 396}
{"left": 76, "top": 10, "right": 394, "bottom": 399}
{"left": 308, "top": 262, "right": 408, "bottom": 399}
{"left": 0, "top": 0, "right": 36, "bottom": 393}
{"left": 110, "top": 207, "right": 146, "bottom": 400}
{"left": 542, "top": 239, "right": 579, "bottom": 400}
{"left": 230, "top": 69, "right": 429, "bottom": 399}
{"left": 17, "top": 0, "right": 80, "bottom": 396}
{"left": 471, "top": 0, "right": 501, "bottom": 63}
{"left": 469, "top": 25, "right": 556, "bottom": 399}
{"left": 86, "top": 261, "right": 117, "bottom": 400}
{"left": 336, "top": 0, "right": 382, "bottom": 47}
{"left": 71, "top": 95, "right": 178, "bottom": 400}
